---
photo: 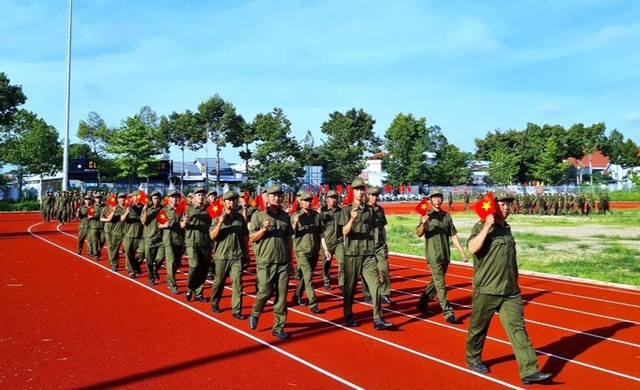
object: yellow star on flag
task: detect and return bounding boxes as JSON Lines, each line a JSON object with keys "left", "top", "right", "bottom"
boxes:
{"left": 482, "top": 201, "right": 491, "bottom": 211}
{"left": 420, "top": 204, "right": 427, "bottom": 210}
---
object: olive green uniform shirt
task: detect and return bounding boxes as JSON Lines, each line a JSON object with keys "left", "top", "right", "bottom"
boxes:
{"left": 89, "top": 204, "right": 106, "bottom": 230}
{"left": 370, "top": 204, "right": 387, "bottom": 249}
{"left": 162, "top": 206, "right": 185, "bottom": 246}
{"left": 321, "top": 205, "right": 342, "bottom": 251}
{"left": 124, "top": 204, "right": 144, "bottom": 239}
{"left": 185, "top": 204, "right": 212, "bottom": 248}
{"left": 210, "top": 212, "right": 249, "bottom": 261}
{"left": 106, "top": 205, "right": 126, "bottom": 236}
{"left": 420, "top": 208, "right": 457, "bottom": 263}
{"left": 468, "top": 221, "right": 520, "bottom": 296}
{"left": 250, "top": 208, "right": 293, "bottom": 264}
{"left": 337, "top": 203, "right": 376, "bottom": 258}
{"left": 291, "top": 209, "right": 324, "bottom": 257}
{"left": 142, "top": 205, "right": 163, "bottom": 244}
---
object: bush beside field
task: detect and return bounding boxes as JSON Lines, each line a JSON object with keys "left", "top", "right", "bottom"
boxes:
{"left": 0, "top": 200, "right": 41, "bottom": 211}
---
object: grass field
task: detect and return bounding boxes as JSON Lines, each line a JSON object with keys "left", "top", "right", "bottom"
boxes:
{"left": 386, "top": 209, "right": 640, "bottom": 286}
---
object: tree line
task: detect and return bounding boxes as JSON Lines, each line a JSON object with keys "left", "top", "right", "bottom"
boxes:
{"left": 2, "top": 71, "right": 639, "bottom": 197}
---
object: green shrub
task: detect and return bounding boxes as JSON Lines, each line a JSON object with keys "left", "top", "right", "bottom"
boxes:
{"left": 0, "top": 200, "right": 41, "bottom": 211}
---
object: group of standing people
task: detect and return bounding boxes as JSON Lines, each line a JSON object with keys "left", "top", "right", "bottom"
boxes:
{"left": 60, "top": 178, "right": 552, "bottom": 384}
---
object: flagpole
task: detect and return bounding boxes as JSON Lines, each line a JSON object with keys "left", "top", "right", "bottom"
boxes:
{"left": 62, "top": 0, "right": 73, "bottom": 191}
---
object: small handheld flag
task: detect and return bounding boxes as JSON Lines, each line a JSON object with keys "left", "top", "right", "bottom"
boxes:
{"left": 207, "top": 198, "right": 223, "bottom": 218}
{"left": 156, "top": 209, "right": 168, "bottom": 224}
{"left": 474, "top": 192, "right": 496, "bottom": 221}
{"left": 414, "top": 197, "right": 429, "bottom": 216}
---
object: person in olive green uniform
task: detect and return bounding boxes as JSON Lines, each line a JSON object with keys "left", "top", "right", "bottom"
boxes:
{"left": 100, "top": 193, "right": 127, "bottom": 272}
{"left": 320, "top": 190, "right": 344, "bottom": 291}
{"left": 291, "top": 191, "right": 331, "bottom": 313}
{"left": 465, "top": 189, "right": 552, "bottom": 385}
{"left": 248, "top": 184, "right": 294, "bottom": 340}
{"left": 338, "top": 178, "right": 393, "bottom": 330}
{"left": 41, "top": 191, "right": 53, "bottom": 222}
{"left": 88, "top": 194, "right": 106, "bottom": 261}
{"left": 158, "top": 190, "right": 186, "bottom": 295}
{"left": 205, "top": 189, "right": 219, "bottom": 281}
{"left": 122, "top": 192, "right": 145, "bottom": 278}
{"left": 447, "top": 191, "right": 454, "bottom": 210}
{"left": 209, "top": 190, "right": 251, "bottom": 319}
{"left": 361, "top": 186, "right": 394, "bottom": 305}
{"left": 141, "top": 190, "right": 165, "bottom": 285}
{"left": 462, "top": 191, "right": 470, "bottom": 212}
{"left": 415, "top": 188, "right": 468, "bottom": 323}
{"left": 181, "top": 187, "right": 212, "bottom": 302}
{"left": 76, "top": 195, "right": 93, "bottom": 255}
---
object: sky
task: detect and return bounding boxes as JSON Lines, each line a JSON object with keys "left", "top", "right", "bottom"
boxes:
{"left": 2, "top": 0, "right": 640, "bottom": 166}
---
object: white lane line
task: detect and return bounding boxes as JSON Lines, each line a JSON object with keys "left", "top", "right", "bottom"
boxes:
{"left": 31, "top": 223, "right": 363, "bottom": 390}
{"left": 41, "top": 223, "right": 523, "bottom": 390}
{"left": 392, "top": 268, "right": 640, "bottom": 325}
{"left": 390, "top": 252, "right": 640, "bottom": 295}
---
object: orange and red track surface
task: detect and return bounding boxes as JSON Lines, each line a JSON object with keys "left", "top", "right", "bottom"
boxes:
{"left": 1, "top": 211, "right": 639, "bottom": 389}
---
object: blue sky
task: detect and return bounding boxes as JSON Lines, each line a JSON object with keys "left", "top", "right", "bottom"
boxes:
{"left": 2, "top": 0, "right": 640, "bottom": 165}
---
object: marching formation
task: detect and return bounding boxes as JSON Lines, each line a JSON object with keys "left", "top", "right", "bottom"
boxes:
{"left": 43, "top": 179, "right": 553, "bottom": 385}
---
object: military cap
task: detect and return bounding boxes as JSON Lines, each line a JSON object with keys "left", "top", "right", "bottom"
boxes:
{"left": 117, "top": 192, "right": 127, "bottom": 198}
{"left": 296, "top": 190, "right": 304, "bottom": 197}
{"left": 207, "top": 190, "right": 217, "bottom": 197}
{"left": 368, "top": 186, "right": 382, "bottom": 195}
{"left": 326, "top": 190, "right": 339, "bottom": 198}
{"left": 223, "top": 190, "right": 239, "bottom": 200}
{"left": 130, "top": 190, "right": 139, "bottom": 197}
{"left": 494, "top": 189, "right": 515, "bottom": 202}
{"left": 299, "top": 191, "right": 313, "bottom": 201}
{"left": 261, "top": 187, "right": 268, "bottom": 194}
{"left": 193, "top": 186, "right": 206, "bottom": 194}
{"left": 167, "top": 189, "right": 180, "bottom": 197}
{"left": 266, "top": 183, "right": 284, "bottom": 194}
{"left": 428, "top": 188, "right": 444, "bottom": 198}
{"left": 93, "top": 193, "right": 103, "bottom": 198}
{"left": 150, "top": 190, "right": 162, "bottom": 198}
{"left": 83, "top": 194, "right": 92, "bottom": 200}
{"left": 351, "top": 177, "right": 366, "bottom": 188}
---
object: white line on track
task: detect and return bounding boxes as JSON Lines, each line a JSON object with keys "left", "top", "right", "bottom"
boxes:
{"left": 391, "top": 252, "right": 640, "bottom": 295}
{"left": 42, "top": 223, "right": 524, "bottom": 390}
{"left": 52, "top": 224, "right": 640, "bottom": 383}
{"left": 389, "top": 264, "right": 640, "bottom": 324}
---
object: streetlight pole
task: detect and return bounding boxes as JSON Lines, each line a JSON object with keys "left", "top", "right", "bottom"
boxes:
{"left": 62, "top": 0, "right": 73, "bottom": 191}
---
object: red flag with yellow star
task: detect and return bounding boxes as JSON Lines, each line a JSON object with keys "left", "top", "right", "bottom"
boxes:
{"left": 107, "top": 193, "right": 117, "bottom": 207}
{"left": 136, "top": 190, "right": 149, "bottom": 205}
{"left": 87, "top": 206, "right": 95, "bottom": 217}
{"left": 156, "top": 209, "right": 168, "bottom": 224}
{"left": 174, "top": 197, "right": 187, "bottom": 216}
{"left": 207, "top": 198, "right": 223, "bottom": 218}
{"left": 475, "top": 192, "right": 496, "bottom": 221}
{"left": 414, "top": 197, "right": 429, "bottom": 216}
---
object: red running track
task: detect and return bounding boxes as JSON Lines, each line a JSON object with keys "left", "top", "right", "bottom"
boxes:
{"left": 1, "top": 212, "right": 639, "bottom": 389}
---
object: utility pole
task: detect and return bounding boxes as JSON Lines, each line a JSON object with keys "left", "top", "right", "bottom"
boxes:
{"left": 62, "top": 0, "right": 73, "bottom": 191}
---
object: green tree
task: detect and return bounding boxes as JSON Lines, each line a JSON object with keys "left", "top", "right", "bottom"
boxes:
{"left": 226, "top": 114, "right": 256, "bottom": 174}
{"left": 602, "top": 129, "right": 640, "bottom": 169}
{"left": 0, "top": 72, "right": 27, "bottom": 128}
{"left": 383, "top": 113, "right": 432, "bottom": 186}
{"left": 77, "top": 112, "right": 119, "bottom": 183}
{"left": 0, "top": 110, "right": 61, "bottom": 199}
{"left": 198, "top": 94, "right": 244, "bottom": 187}
{"left": 106, "top": 106, "right": 165, "bottom": 187}
{"left": 251, "top": 107, "right": 304, "bottom": 187}
{"left": 428, "top": 143, "right": 472, "bottom": 185}
{"left": 527, "top": 139, "right": 569, "bottom": 184}
{"left": 317, "top": 108, "right": 381, "bottom": 185}
{"left": 487, "top": 145, "right": 520, "bottom": 185}
{"left": 69, "top": 143, "right": 93, "bottom": 159}
{"left": 159, "top": 109, "right": 206, "bottom": 186}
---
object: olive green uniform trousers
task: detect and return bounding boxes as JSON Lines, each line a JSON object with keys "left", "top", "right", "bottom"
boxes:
{"left": 343, "top": 255, "right": 382, "bottom": 321}
{"left": 251, "top": 262, "right": 289, "bottom": 332}
{"left": 210, "top": 258, "right": 244, "bottom": 315}
{"left": 419, "top": 259, "right": 454, "bottom": 320}
{"left": 466, "top": 293, "right": 539, "bottom": 379}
